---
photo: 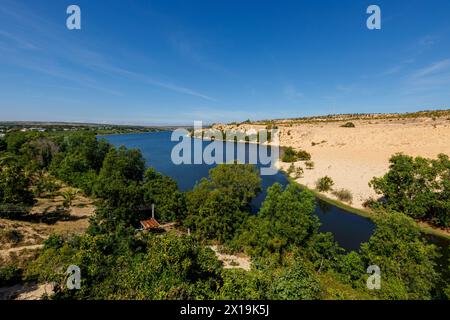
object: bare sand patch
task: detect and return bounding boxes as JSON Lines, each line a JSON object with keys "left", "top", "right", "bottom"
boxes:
{"left": 209, "top": 245, "right": 251, "bottom": 271}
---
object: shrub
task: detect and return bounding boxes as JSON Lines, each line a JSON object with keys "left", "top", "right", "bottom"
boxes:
{"left": 341, "top": 122, "right": 355, "bottom": 128}
{"left": 332, "top": 189, "right": 353, "bottom": 203}
{"left": 294, "top": 167, "right": 304, "bottom": 179}
{"left": 286, "top": 163, "right": 295, "bottom": 175}
{"left": 0, "top": 264, "right": 22, "bottom": 287}
{"left": 297, "top": 150, "right": 311, "bottom": 161}
{"left": 315, "top": 176, "right": 334, "bottom": 192}
{"left": 61, "top": 189, "right": 78, "bottom": 208}
{"left": 281, "top": 147, "right": 311, "bottom": 162}
{"left": 305, "top": 161, "right": 314, "bottom": 170}
{"left": 281, "top": 147, "right": 298, "bottom": 162}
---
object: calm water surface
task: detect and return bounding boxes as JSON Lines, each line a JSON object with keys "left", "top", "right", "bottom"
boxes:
{"left": 102, "top": 131, "right": 376, "bottom": 250}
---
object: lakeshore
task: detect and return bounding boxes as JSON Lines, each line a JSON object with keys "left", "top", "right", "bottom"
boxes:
{"left": 212, "top": 114, "right": 450, "bottom": 239}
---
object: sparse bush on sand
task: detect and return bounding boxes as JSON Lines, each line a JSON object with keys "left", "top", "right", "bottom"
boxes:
{"left": 294, "top": 167, "right": 304, "bottom": 179}
{"left": 332, "top": 189, "right": 353, "bottom": 203}
{"left": 341, "top": 122, "right": 355, "bottom": 128}
{"left": 316, "top": 176, "right": 334, "bottom": 192}
{"left": 305, "top": 161, "right": 314, "bottom": 170}
{"left": 287, "top": 163, "right": 295, "bottom": 175}
{"left": 281, "top": 147, "right": 311, "bottom": 162}
{"left": 281, "top": 147, "right": 298, "bottom": 162}
{"left": 297, "top": 150, "right": 311, "bottom": 161}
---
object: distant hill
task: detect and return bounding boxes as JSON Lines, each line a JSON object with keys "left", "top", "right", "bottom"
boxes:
{"left": 233, "top": 108, "right": 450, "bottom": 126}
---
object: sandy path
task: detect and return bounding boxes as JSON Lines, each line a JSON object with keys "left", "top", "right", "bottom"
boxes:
{"left": 209, "top": 245, "right": 251, "bottom": 271}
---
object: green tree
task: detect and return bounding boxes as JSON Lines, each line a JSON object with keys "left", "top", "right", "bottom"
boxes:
{"left": 359, "top": 211, "right": 439, "bottom": 299}
{"left": 142, "top": 168, "right": 186, "bottom": 222}
{"left": 93, "top": 146, "right": 145, "bottom": 208}
{"left": 370, "top": 153, "right": 450, "bottom": 227}
{"left": 235, "top": 183, "right": 319, "bottom": 256}
{"left": 0, "top": 159, "right": 34, "bottom": 207}
{"left": 185, "top": 164, "right": 261, "bottom": 242}
{"left": 269, "top": 258, "right": 321, "bottom": 300}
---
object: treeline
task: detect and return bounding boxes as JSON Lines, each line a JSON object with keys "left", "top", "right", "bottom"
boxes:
{"left": 369, "top": 153, "right": 450, "bottom": 228}
{"left": 1, "top": 131, "right": 449, "bottom": 300}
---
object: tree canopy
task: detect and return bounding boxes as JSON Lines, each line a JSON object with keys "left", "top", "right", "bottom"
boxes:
{"left": 370, "top": 153, "right": 450, "bottom": 227}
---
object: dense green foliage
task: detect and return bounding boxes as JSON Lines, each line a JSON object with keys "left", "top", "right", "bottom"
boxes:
{"left": 336, "top": 211, "right": 440, "bottom": 300}
{"left": 27, "top": 232, "right": 223, "bottom": 299}
{"left": 370, "top": 153, "right": 450, "bottom": 227}
{"left": 185, "top": 164, "right": 261, "bottom": 242}
{"left": 0, "top": 157, "right": 34, "bottom": 212}
{"left": 234, "top": 183, "right": 319, "bottom": 256}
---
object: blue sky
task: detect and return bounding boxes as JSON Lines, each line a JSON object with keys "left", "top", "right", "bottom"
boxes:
{"left": 1, "top": 0, "right": 450, "bottom": 125}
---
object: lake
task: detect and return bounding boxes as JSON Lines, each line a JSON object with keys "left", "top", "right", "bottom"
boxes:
{"left": 102, "top": 131, "right": 376, "bottom": 250}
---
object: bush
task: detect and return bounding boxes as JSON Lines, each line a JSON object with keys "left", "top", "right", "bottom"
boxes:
{"left": 362, "top": 197, "right": 377, "bottom": 208}
{"left": 286, "top": 163, "right": 295, "bottom": 175}
{"left": 305, "top": 161, "right": 314, "bottom": 170}
{"left": 269, "top": 258, "right": 321, "bottom": 299}
{"left": 341, "top": 122, "right": 355, "bottom": 128}
{"left": 0, "top": 264, "right": 22, "bottom": 287}
{"left": 294, "top": 167, "right": 304, "bottom": 179}
{"left": 281, "top": 147, "right": 298, "bottom": 162}
{"left": 315, "top": 176, "right": 334, "bottom": 192}
{"left": 297, "top": 150, "right": 311, "bottom": 161}
{"left": 281, "top": 147, "right": 311, "bottom": 162}
{"left": 332, "top": 189, "right": 353, "bottom": 203}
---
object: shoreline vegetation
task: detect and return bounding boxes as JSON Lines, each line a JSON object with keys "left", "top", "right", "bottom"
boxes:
{"left": 1, "top": 111, "right": 449, "bottom": 300}
{"left": 287, "top": 175, "right": 450, "bottom": 241}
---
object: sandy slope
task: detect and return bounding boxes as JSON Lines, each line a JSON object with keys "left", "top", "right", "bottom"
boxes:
{"left": 213, "top": 116, "right": 450, "bottom": 209}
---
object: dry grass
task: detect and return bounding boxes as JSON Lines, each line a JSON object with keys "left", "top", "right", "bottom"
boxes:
{"left": 0, "top": 185, "right": 95, "bottom": 262}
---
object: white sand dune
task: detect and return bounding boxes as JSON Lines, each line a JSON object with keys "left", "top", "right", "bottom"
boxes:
{"left": 213, "top": 116, "right": 450, "bottom": 209}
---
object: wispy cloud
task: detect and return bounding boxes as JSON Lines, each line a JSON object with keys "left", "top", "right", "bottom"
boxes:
{"left": 0, "top": 30, "right": 37, "bottom": 50}
{"left": 0, "top": 1, "right": 216, "bottom": 102}
{"left": 284, "top": 84, "right": 304, "bottom": 99}
{"left": 400, "top": 59, "right": 450, "bottom": 96}
{"left": 86, "top": 63, "right": 217, "bottom": 101}
{"left": 412, "top": 59, "right": 450, "bottom": 79}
